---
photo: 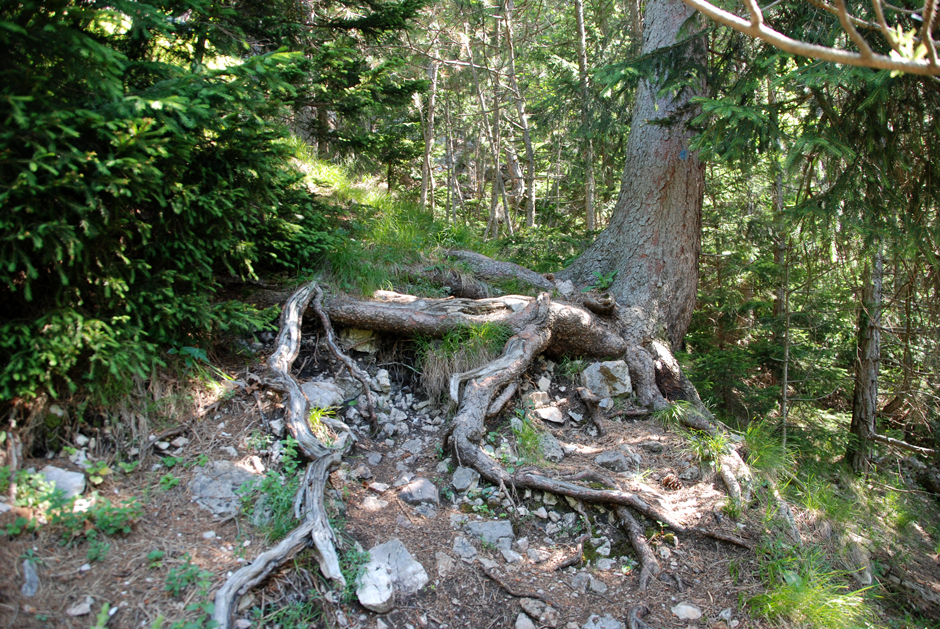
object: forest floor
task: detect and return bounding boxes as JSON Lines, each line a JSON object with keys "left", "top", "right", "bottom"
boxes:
{"left": 1, "top": 331, "right": 939, "bottom": 629}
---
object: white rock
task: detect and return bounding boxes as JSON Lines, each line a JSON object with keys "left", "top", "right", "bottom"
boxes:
{"left": 202, "top": 531, "right": 216, "bottom": 539}
{"left": 171, "top": 437, "right": 190, "bottom": 448}
{"left": 671, "top": 602, "right": 702, "bottom": 620}
{"left": 67, "top": 597, "right": 94, "bottom": 616}
{"left": 39, "top": 465, "right": 86, "bottom": 500}
{"left": 362, "top": 496, "right": 388, "bottom": 511}
{"left": 356, "top": 564, "right": 395, "bottom": 613}
{"left": 515, "top": 613, "right": 537, "bottom": 629}
{"left": 75, "top": 434, "right": 90, "bottom": 447}
{"left": 301, "top": 381, "right": 346, "bottom": 409}
{"left": 533, "top": 407, "right": 564, "bottom": 424}
{"left": 582, "top": 360, "right": 632, "bottom": 398}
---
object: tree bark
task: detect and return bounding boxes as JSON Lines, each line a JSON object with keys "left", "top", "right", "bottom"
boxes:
{"left": 504, "top": 0, "right": 537, "bottom": 227}
{"left": 575, "top": 0, "right": 596, "bottom": 231}
{"left": 420, "top": 60, "right": 439, "bottom": 213}
{"left": 847, "top": 246, "right": 883, "bottom": 474}
{"left": 560, "top": 0, "right": 706, "bottom": 349}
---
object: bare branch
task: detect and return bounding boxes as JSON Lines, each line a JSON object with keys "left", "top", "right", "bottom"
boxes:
{"left": 680, "top": 0, "right": 940, "bottom": 75}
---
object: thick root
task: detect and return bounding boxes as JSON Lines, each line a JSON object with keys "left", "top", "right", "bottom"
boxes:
{"left": 617, "top": 507, "right": 661, "bottom": 592}
{"left": 212, "top": 453, "right": 344, "bottom": 629}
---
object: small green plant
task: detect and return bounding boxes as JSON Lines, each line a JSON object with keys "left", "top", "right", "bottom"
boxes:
{"left": 90, "top": 603, "right": 111, "bottom": 629}
{"left": 583, "top": 270, "right": 617, "bottom": 292}
{"left": 159, "top": 474, "right": 180, "bottom": 491}
{"left": 165, "top": 554, "right": 213, "bottom": 598}
{"left": 557, "top": 357, "right": 587, "bottom": 380}
{"left": 117, "top": 460, "right": 140, "bottom": 475}
{"left": 744, "top": 420, "right": 792, "bottom": 476}
{"left": 340, "top": 544, "right": 371, "bottom": 603}
{"left": 683, "top": 429, "right": 730, "bottom": 468}
{"left": 85, "top": 460, "right": 112, "bottom": 486}
{"left": 652, "top": 400, "right": 696, "bottom": 428}
{"left": 511, "top": 408, "right": 544, "bottom": 464}
{"left": 85, "top": 530, "right": 110, "bottom": 562}
{"left": 416, "top": 323, "right": 512, "bottom": 406}
{"left": 239, "top": 438, "right": 302, "bottom": 541}
{"left": 148, "top": 549, "right": 166, "bottom": 569}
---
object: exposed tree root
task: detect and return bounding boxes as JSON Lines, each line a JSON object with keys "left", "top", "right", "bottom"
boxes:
{"left": 544, "top": 533, "right": 590, "bottom": 572}
{"left": 212, "top": 453, "right": 344, "bottom": 629}
{"left": 309, "top": 283, "right": 377, "bottom": 431}
{"left": 479, "top": 562, "right": 556, "bottom": 606}
{"left": 445, "top": 249, "right": 556, "bottom": 292}
{"left": 214, "top": 281, "right": 351, "bottom": 629}
{"left": 873, "top": 433, "right": 938, "bottom": 455}
{"left": 627, "top": 605, "right": 657, "bottom": 629}
{"left": 616, "top": 507, "right": 661, "bottom": 591}
{"left": 576, "top": 386, "right": 608, "bottom": 437}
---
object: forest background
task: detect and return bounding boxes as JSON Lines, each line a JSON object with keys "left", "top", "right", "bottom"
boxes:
{"left": 3, "top": 0, "right": 940, "bottom": 625}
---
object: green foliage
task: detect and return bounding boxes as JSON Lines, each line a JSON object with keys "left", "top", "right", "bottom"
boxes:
{"left": 749, "top": 538, "right": 874, "bottom": 628}
{"left": 583, "top": 270, "right": 617, "bottom": 292}
{"left": 159, "top": 474, "right": 180, "bottom": 491}
{"left": 744, "top": 420, "right": 792, "bottom": 476}
{"left": 239, "top": 437, "right": 302, "bottom": 541}
{"left": 0, "top": 0, "right": 377, "bottom": 405}
{"left": 511, "top": 407, "right": 544, "bottom": 464}
{"left": 165, "top": 554, "right": 214, "bottom": 598}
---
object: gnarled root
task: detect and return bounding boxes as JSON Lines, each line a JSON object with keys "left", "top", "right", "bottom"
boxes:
{"left": 617, "top": 507, "right": 661, "bottom": 592}
{"left": 309, "top": 283, "right": 377, "bottom": 431}
{"left": 213, "top": 453, "right": 345, "bottom": 629}
{"left": 214, "top": 281, "right": 350, "bottom": 629}
{"left": 628, "top": 605, "right": 658, "bottom": 629}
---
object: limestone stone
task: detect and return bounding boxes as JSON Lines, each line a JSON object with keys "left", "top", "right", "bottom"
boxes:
{"left": 671, "top": 602, "right": 702, "bottom": 620}
{"left": 534, "top": 407, "right": 565, "bottom": 424}
{"left": 539, "top": 433, "right": 565, "bottom": 463}
{"left": 516, "top": 613, "right": 537, "bottom": 629}
{"left": 367, "top": 539, "right": 428, "bottom": 596}
{"left": 582, "top": 614, "right": 623, "bottom": 629}
{"left": 520, "top": 598, "right": 559, "bottom": 628}
{"left": 188, "top": 461, "right": 255, "bottom": 517}
{"left": 436, "top": 552, "right": 456, "bottom": 577}
{"left": 356, "top": 564, "right": 394, "bottom": 613}
{"left": 452, "top": 467, "right": 480, "bottom": 492}
{"left": 525, "top": 391, "right": 551, "bottom": 408}
{"left": 582, "top": 360, "right": 632, "bottom": 398}
{"left": 39, "top": 465, "right": 86, "bottom": 500}
{"left": 453, "top": 536, "right": 477, "bottom": 561}
{"left": 465, "top": 520, "right": 514, "bottom": 544}
{"left": 301, "top": 381, "right": 346, "bottom": 409}
{"left": 595, "top": 451, "right": 632, "bottom": 472}
{"left": 398, "top": 478, "right": 438, "bottom": 505}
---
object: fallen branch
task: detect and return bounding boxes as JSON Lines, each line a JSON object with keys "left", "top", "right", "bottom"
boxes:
{"left": 873, "top": 434, "right": 938, "bottom": 455}
{"left": 479, "top": 563, "right": 556, "bottom": 606}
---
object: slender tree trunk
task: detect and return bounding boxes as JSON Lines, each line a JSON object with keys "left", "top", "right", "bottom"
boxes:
{"left": 420, "top": 61, "right": 439, "bottom": 213}
{"left": 504, "top": 0, "right": 537, "bottom": 227}
{"left": 561, "top": 0, "right": 706, "bottom": 348}
{"left": 576, "top": 0, "right": 596, "bottom": 231}
{"left": 847, "top": 246, "right": 884, "bottom": 474}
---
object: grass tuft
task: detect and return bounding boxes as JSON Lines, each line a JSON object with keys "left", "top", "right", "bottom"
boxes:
{"left": 416, "top": 323, "right": 512, "bottom": 406}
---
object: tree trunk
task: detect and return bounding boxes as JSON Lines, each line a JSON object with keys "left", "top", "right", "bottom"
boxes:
{"left": 504, "top": 0, "right": 537, "bottom": 228}
{"left": 575, "top": 0, "right": 596, "bottom": 231}
{"left": 560, "top": 0, "right": 706, "bottom": 349}
{"left": 847, "top": 246, "right": 883, "bottom": 474}
{"left": 420, "top": 60, "right": 439, "bottom": 213}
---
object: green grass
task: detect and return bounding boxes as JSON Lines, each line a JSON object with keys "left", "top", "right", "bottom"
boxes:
{"left": 750, "top": 538, "right": 874, "bottom": 629}
{"left": 511, "top": 408, "right": 544, "bottom": 464}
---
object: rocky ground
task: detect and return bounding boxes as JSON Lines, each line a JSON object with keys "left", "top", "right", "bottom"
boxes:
{"left": 0, "top": 333, "right": 803, "bottom": 629}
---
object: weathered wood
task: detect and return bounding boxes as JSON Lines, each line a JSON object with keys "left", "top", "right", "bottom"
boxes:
{"left": 325, "top": 290, "right": 626, "bottom": 358}
{"left": 212, "top": 453, "right": 344, "bottom": 629}
{"left": 577, "top": 386, "right": 608, "bottom": 437}
{"left": 617, "top": 507, "right": 661, "bottom": 591}
{"left": 310, "top": 283, "right": 377, "bottom": 431}
{"left": 873, "top": 433, "right": 938, "bottom": 455}
{"left": 445, "top": 249, "right": 555, "bottom": 292}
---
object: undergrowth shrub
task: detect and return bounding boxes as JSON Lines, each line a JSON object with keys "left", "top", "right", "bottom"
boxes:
{"left": 0, "top": 0, "right": 342, "bottom": 405}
